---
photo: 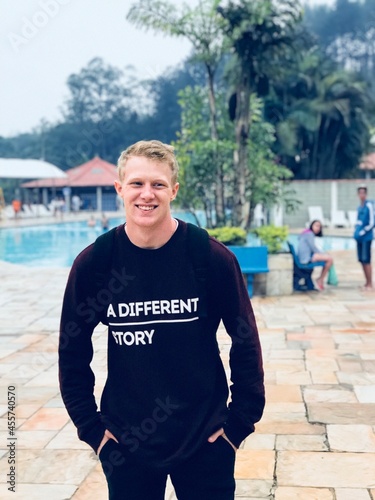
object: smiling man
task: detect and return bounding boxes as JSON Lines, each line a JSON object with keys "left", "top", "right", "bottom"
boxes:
{"left": 58, "top": 140, "right": 265, "bottom": 500}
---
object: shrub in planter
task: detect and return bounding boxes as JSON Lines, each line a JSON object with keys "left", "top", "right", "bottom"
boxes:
{"left": 206, "top": 227, "right": 247, "bottom": 246}
{"left": 251, "top": 225, "right": 289, "bottom": 254}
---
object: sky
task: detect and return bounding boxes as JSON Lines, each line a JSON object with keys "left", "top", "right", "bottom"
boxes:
{"left": 1, "top": 0, "right": 335, "bottom": 138}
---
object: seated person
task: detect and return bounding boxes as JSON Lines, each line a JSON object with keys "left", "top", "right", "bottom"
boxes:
{"left": 297, "top": 220, "right": 333, "bottom": 290}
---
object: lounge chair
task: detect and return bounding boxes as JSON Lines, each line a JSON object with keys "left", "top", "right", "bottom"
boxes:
{"left": 253, "top": 204, "right": 265, "bottom": 227}
{"left": 21, "top": 205, "right": 36, "bottom": 217}
{"left": 3, "top": 205, "right": 17, "bottom": 219}
{"left": 330, "top": 210, "right": 349, "bottom": 228}
{"left": 33, "top": 204, "right": 53, "bottom": 217}
{"left": 308, "top": 206, "right": 330, "bottom": 227}
{"left": 347, "top": 210, "right": 357, "bottom": 228}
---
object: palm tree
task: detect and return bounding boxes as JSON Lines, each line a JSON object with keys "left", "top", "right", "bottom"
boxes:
{"left": 217, "top": 0, "right": 302, "bottom": 227}
{"left": 127, "top": 0, "right": 227, "bottom": 225}
{"left": 269, "top": 49, "right": 371, "bottom": 179}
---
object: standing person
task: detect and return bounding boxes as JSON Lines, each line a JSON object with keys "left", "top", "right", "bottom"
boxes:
{"left": 297, "top": 219, "right": 333, "bottom": 291}
{"left": 58, "top": 140, "right": 265, "bottom": 500}
{"left": 101, "top": 212, "right": 109, "bottom": 231}
{"left": 72, "top": 194, "right": 81, "bottom": 214}
{"left": 354, "top": 185, "right": 374, "bottom": 290}
{"left": 12, "top": 198, "right": 21, "bottom": 219}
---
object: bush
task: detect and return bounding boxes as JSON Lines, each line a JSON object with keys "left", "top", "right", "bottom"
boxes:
{"left": 251, "top": 225, "right": 289, "bottom": 254}
{"left": 207, "top": 226, "right": 247, "bottom": 246}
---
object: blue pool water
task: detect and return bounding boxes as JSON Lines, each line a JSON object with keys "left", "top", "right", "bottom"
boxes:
{"left": 0, "top": 218, "right": 356, "bottom": 268}
{"left": 0, "top": 220, "right": 112, "bottom": 267}
{"left": 0, "top": 212, "right": 206, "bottom": 267}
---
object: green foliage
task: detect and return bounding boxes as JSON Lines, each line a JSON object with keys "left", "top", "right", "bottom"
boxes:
{"left": 128, "top": 0, "right": 228, "bottom": 226}
{"left": 267, "top": 47, "right": 373, "bottom": 179}
{"left": 207, "top": 226, "right": 247, "bottom": 246}
{"left": 252, "top": 225, "right": 289, "bottom": 253}
{"left": 174, "top": 85, "right": 298, "bottom": 228}
{"left": 173, "top": 85, "right": 234, "bottom": 227}
{"left": 63, "top": 57, "right": 131, "bottom": 125}
{"left": 248, "top": 95, "right": 298, "bottom": 214}
{"left": 217, "top": 0, "right": 303, "bottom": 228}
{"left": 304, "top": 0, "right": 375, "bottom": 117}
{"left": 127, "top": 0, "right": 225, "bottom": 70}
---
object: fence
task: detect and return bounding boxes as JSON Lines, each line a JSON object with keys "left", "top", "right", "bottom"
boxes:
{"left": 279, "top": 179, "right": 375, "bottom": 228}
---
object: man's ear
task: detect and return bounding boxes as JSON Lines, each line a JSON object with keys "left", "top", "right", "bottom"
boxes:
{"left": 171, "top": 182, "right": 179, "bottom": 200}
{"left": 114, "top": 180, "right": 122, "bottom": 196}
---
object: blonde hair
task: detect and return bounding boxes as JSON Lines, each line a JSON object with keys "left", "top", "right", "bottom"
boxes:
{"left": 117, "top": 140, "right": 179, "bottom": 184}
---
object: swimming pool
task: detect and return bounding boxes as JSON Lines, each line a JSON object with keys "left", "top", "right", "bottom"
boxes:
{"left": 0, "top": 212, "right": 206, "bottom": 267}
{"left": 0, "top": 219, "right": 356, "bottom": 268}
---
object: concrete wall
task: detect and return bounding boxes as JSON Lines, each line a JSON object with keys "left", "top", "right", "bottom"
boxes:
{"left": 280, "top": 179, "right": 375, "bottom": 228}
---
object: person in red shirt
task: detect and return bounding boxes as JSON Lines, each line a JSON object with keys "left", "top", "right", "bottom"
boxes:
{"left": 12, "top": 199, "right": 21, "bottom": 218}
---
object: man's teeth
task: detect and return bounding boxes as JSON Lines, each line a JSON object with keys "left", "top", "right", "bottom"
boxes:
{"left": 138, "top": 206, "right": 155, "bottom": 211}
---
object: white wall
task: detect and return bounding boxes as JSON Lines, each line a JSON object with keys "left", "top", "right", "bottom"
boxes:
{"left": 281, "top": 179, "right": 375, "bottom": 228}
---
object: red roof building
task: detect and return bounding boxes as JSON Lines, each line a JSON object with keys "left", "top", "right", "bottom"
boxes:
{"left": 22, "top": 156, "right": 117, "bottom": 188}
{"left": 22, "top": 157, "right": 119, "bottom": 212}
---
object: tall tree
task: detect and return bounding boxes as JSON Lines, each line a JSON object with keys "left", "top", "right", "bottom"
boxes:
{"left": 140, "top": 63, "right": 206, "bottom": 143}
{"left": 266, "top": 48, "right": 372, "bottom": 179}
{"left": 174, "top": 86, "right": 294, "bottom": 228}
{"left": 63, "top": 57, "right": 133, "bottom": 125}
{"left": 304, "top": 0, "right": 375, "bottom": 91}
{"left": 217, "top": 0, "right": 302, "bottom": 227}
{"left": 174, "top": 85, "right": 234, "bottom": 227}
{"left": 127, "top": 0, "right": 228, "bottom": 225}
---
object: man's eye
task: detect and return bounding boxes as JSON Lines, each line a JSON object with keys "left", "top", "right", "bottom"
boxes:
{"left": 131, "top": 182, "right": 142, "bottom": 186}
{"left": 154, "top": 183, "right": 165, "bottom": 188}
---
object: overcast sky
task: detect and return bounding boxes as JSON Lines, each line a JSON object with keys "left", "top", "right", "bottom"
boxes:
{"left": 1, "top": 0, "right": 334, "bottom": 138}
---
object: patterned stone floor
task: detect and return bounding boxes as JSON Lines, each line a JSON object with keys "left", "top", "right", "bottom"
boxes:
{"left": 0, "top": 244, "right": 374, "bottom": 499}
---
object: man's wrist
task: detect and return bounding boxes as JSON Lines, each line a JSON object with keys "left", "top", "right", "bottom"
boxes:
{"left": 97, "top": 433, "right": 108, "bottom": 456}
{"left": 222, "top": 431, "right": 238, "bottom": 452}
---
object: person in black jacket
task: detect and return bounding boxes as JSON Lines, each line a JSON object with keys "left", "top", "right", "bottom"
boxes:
{"left": 58, "top": 140, "right": 265, "bottom": 500}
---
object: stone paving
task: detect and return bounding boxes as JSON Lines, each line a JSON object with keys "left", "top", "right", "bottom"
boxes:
{"left": 0, "top": 242, "right": 374, "bottom": 499}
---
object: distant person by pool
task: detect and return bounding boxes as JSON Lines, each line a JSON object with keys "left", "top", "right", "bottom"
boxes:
{"left": 354, "top": 185, "right": 374, "bottom": 291}
{"left": 101, "top": 213, "right": 109, "bottom": 231}
{"left": 71, "top": 194, "right": 81, "bottom": 213}
{"left": 12, "top": 199, "right": 21, "bottom": 219}
{"left": 87, "top": 215, "right": 96, "bottom": 227}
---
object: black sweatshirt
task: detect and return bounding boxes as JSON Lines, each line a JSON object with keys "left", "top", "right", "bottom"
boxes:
{"left": 58, "top": 221, "right": 265, "bottom": 469}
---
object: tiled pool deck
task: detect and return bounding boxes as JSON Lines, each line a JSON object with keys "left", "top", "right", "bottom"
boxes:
{"left": 0, "top": 220, "right": 374, "bottom": 499}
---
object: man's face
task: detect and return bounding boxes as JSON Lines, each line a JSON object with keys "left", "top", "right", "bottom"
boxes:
{"left": 114, "top": 156, "right": 179, "bottom": 229}
{"left": 358, "top": 188, "right": 367, "bottom": 203}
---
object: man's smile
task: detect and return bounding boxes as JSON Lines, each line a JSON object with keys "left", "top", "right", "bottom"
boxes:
{"left": 136, "top": 205, "right": 158, "bottom": 211}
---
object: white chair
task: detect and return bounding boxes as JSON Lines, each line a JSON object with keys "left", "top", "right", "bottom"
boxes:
{"left": 308, "top": 206, "right": 330, "bottom": 227}
{"left": 253, "top": 204, "right": 265, "bottom": 227}
{"left": 21, "top": 205, "right": 36, "bottom": 217}
{"left": 331, "top": 210, "right": 350, "bottom": 228}
{"left": 347, "top": 210, "right": 358, "bottom": 228}
{"left": 34, "top": 204, "right": 53, "bottom": 217}
{"left": 3, "top": 205, "right": 16, "bottom": 219}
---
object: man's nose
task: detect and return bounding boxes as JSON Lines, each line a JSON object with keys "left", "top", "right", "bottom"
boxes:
{"left": 140, "top": 184, "right": 155, "bottom": 199}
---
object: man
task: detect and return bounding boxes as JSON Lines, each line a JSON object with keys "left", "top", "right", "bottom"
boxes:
{"left": 58, "top": 140, "right": 265, "bottom": 499}
{"left": 354, "top": 185, "right": 374, "bottom": 290}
